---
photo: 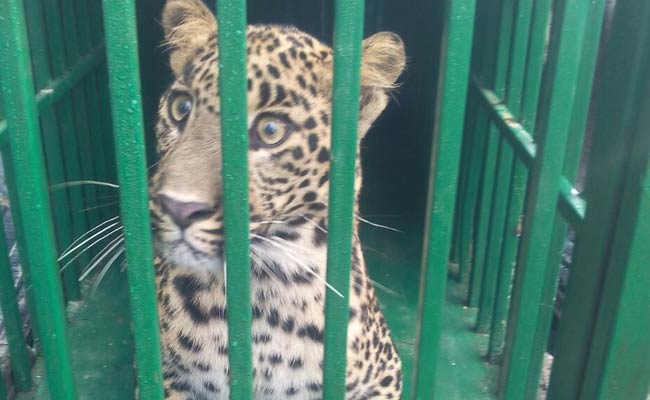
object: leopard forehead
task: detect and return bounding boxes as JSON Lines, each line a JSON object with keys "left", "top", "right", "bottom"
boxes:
{"left": 155, "top": 24, "right": 334, "bottom": 158}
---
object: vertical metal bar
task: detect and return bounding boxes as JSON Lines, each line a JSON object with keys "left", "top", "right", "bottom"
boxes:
{"left": 321, "top": 0, "right": 365, "bottom": 398}
{"left": 476, "top": 137, "right": 513, "bottom": 333}
{"left": 499, "top": 1, "right": 601, "bottom": 398}
{"left": 0, "top": 151, "right": 41, "bottom": 349}
{"left": 578, "top": 8, "right": 650, "bottom": 398}
{"left": 523, "top": 0, "right": 607, "bottom": 391}
{"left": 457, "top": 0, "right": 493, "bottom": 290}
{"left": 75, "top": 0, "right": 111, "bottom": 219}
{"left": 472, "top": 0, "right": 515, "bottom": 324}
{"left": 412, "top": 0, "right": 477, "bottom": 398}
{"left": 61, "top": 0, "right": 100, "bottom": 230}
{"left": 487, "top": 157, "right": 522, "bottom": 362}
{"left": 0, "top": 0, "right": 77, "bottom": 398}
{"left": 486, "top": 0, "right": 536, "bottom": 360}
{"left": 0, "top": 215, "right": 32, "bottom": 390}
{"left": 214, "top": 1, "right": 253, "bottom": 398}
{"left": 486, "top": 0, "right": 552, "bottom": 361}
{"left": 41, "top": 0, "right": 92, "bottom": 275}
{"left": 582, "top": 158, "right": 650, "bottom": 400}
{"left": 451, "top": 88, "right": 478, "bottom": 275}
{"left": 25, "top": 0, "right": 82, "bottom": 300}
{"left": 101, "top": 1, "right": 163, "bottom": 398}
{"left": 468, "top": 0, "right": 513, "bottom": 307}
{"left": 549, "top": 1, "right": 649, "bottom": 398}
{"left": 460, "top": 108, "right": 488, "bottom": 302}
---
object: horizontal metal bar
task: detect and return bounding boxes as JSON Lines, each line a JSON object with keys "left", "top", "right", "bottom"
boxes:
{"left": 0, "top": 44, "right": 105, "bottom": 146}
{"left": 473, "top": 81, "right": 587, "bottom": 228}
{"left": 559, "top": 176, "right": 586, "bottom": 227}
{"left": 473, "top": 80, "right": 536, "bottom": 167}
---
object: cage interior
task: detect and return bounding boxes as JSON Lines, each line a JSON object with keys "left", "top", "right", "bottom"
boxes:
{"left": 1, "top": 0, "right": 498, "bottom": 398}
{"left": 6, "top": 0, "right": 649, "bottom": 399}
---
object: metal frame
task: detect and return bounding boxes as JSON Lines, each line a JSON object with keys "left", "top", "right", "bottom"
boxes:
{"left": 0, "top": 0, "right": 648, "bottom": 399}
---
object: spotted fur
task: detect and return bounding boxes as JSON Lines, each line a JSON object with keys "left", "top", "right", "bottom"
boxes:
{"left": 150, "top": 1, "right": 406, "bottom": 398}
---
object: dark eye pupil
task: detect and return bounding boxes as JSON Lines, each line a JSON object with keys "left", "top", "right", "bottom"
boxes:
{"left": 178, "top": 100, "right": 191, "bottom": 114}
{"left": 264, "top": 122, "right": 277, "bottom": 135}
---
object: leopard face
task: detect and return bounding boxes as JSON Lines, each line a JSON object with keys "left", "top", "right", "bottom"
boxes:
{"left": 149, "top": 0, "right": 405, "bottom": 274}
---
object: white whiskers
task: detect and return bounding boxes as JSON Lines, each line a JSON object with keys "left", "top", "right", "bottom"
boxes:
{"left": 250, "top": 233, "right": 343, "bottom": 298}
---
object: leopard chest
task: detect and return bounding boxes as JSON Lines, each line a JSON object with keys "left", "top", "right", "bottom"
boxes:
{"left": 155, "top": 248, "right": 367, "bottom": 399}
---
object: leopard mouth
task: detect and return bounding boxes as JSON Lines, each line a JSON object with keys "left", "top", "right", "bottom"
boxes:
{"left": 153, "top": 226, "right": 225, "bottom": 271}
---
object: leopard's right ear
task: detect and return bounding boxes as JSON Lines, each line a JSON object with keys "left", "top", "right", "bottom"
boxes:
{"left": 162, "top": 0, "right": 216, "bottom": 76}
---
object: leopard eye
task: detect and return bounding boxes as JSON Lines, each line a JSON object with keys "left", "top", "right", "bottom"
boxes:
{"left": 169, "top": 92, "right": 193, "bottom": 123}
{"left": 254, "top": 115, "right": 290, "bottom": 146}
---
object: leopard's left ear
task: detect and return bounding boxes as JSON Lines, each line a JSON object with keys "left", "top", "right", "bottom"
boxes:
{"left": 162, "top": 0, "right": 217, "bottom": 76}
{"left": 358, "top": 32, "right": 406, "bottom": 135}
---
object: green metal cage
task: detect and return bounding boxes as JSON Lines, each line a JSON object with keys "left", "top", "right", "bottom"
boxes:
{"left": 0, "top": 0, "right": 648, "bottom": 399}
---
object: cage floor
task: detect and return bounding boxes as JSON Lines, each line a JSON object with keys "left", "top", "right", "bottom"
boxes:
{"left": 362, "top": 222, "right": 498, "bottom": 399}
{"left": 20, "top": 224, "right": 497, "bottom": 399}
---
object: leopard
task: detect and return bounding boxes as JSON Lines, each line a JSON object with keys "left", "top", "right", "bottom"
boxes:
{"left": 149, "top": 0, "right": 406, "bottom": 398}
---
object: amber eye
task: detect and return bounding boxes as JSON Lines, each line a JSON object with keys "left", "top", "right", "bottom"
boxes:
{"left": 255, "top": 115, "right": 290, "bottom": 146}
{"left": 169, "top": 92, "right": 193, "bottom": 123}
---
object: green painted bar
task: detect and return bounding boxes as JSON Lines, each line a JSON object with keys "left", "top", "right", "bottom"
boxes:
{"left": 469, "top": 0, "right": 514, "bottom": 309}
{"left": 475, "top": 138, "right": 513, "bottom": 333}
{"left": 467, "top": 125, "right": 498, "bottom": 307}
{"left": 561, "top": 0, "right": 607, "bottom": 181}
{"left": 558, "top": 177, "right": 586, "bottom": 227}
{"left": 487, "top": 156, "right": 522, "bottom": 362}
{"left": 583, "top": 147, "right": 650, "bottom": 400}
{"left": 452, "top": 90, "right": 479, "bottom": 279}
{"left": 412, "top": 0, "right": 476, "bottom": 398}
{"left": 321, "top": 0, "right": 365, "bottom": 398}
{"left": 486, "top": 0, "right": 534, "bottom": 359}
{"left": 463, "top": 0, "right": 502, "bottom": 307}
{"left": 0, "top": 146, "right": 42, "bottom": 349}
{"left": 499, "top": 0, "right": 597, "bottom": 397}
{"left": 535, "top": 6, "right": 606, "bottom": 369}
{"left": 0, "top": 46, "right": 104, "bottom": 138}
{"left": 508, "top": 0, "right": 605, "bottom": 393}
{"left": 61, "top": 0, "right": 100, "bottom": 232}
{"left": 75, "top": 0, "right": 111, "bottom": 221}
{"left": 34, "top": 47, "right": 105, "bottom": 112}
{"left": 214, "top": 1, "right": 253, "bottom": 398}
{"left": 461, "top": 107, "right": 489, "bottom": 303}
{"left": 457, "top": 106, "right": 488, "bottom": 288}
{"left": 40, "top": 0, "right": 96, "bottom": 274}
{"left": 0, "top": 0, "right": 77, "bottom": 398}
{"left": 473, "top": 83, "right": 534, "bottom": 167}
{"left": 102, "top": 1, "right": 164, "bottom": 398}
{"left": 24, "top": 0, "right": 82, "bottom": 300}
{"left": 474, "top": 84, "right": 586, "bottom": 227}
{"left": 549, "top": 1, "right": 649, "bottom": 397}
{"left": 518, "top": 0, "right": 552, "bottom": 134}
{"left": 0, "top": 213, "right": 32, "bottom": 390}
{"left": 456, "top": 0, "right": 493, "bottom": 291}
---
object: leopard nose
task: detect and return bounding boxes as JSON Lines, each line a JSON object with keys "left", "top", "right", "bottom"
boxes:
{"left": 157, "top": 194, "right": 215, "bottom": 230}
